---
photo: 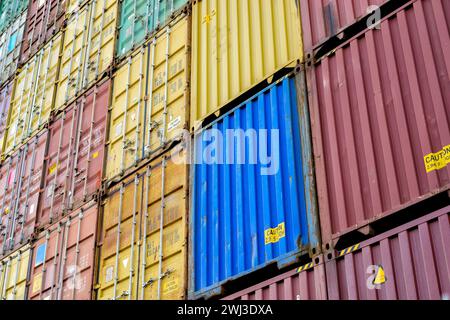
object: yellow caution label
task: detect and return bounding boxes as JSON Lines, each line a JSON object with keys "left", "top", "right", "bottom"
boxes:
{"left": 424, "top": 144, "right": 450, "bottom": 173}
{"left": 373, "top": 266, "right": 386, "bottom": 285}
{"left": 92, "top": 151, "right": 99, "bottom": 159}
{"left": 32, "top": 273, "right": 43, "bottom": 293}
{"left": 264, "top": 222, "right": 285, "bottom": 245}
{"left": 48, "top": 163, "right": 58, "bottom": 175}
{"left": 338, "top": 243, "right": 361, "bottom": 257}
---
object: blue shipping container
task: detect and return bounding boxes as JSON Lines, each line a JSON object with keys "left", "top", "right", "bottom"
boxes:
{"left": 190, "top": 72, "right": 320, "bottom": 299}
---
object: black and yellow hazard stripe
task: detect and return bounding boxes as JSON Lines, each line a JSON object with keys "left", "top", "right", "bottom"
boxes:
{"left": 296, "top": 262, "right": 314, "bottom": 273}
{"left": 338, "top": 243, "right": 361, "bottom": 257}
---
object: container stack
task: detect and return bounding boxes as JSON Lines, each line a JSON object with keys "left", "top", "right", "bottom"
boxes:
{"left": 0, "top": 0, "right": 448, "bottom": 301}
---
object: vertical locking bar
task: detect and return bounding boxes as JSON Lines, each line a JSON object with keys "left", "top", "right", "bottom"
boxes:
{"left": 134, "top": 47, "right": 145, "bottom": 164}
{"left": 145, "top": 38, "right": 156, "bottom": 157}
{"left": 157, "top": 157, "right": 166, "bottom": 299}
{"left": 140, "top": 166, "right": 150, "bottom": 299}
{"left": 1, "top": 259, "right": 10, "bottom": 299}
{"left": 25, "top": 50, "right": 44, "bottom": 139}
{"left": 69, "top": 97, "right": 85, "bottom": 209}
{"left": 120, "top": 57, "right": 132, "bottom": 175}
{"left": 127, "top": 175, "right": 139, "bottom": 300}
{"left": 37, "top": 39, "right": 54, "bottom": 129}
{"left": 11, "top": 250, "right": 21, "bottom": 300}
{"left": 161, "top": 27, "right": 171, "bottom": 146}
{"left": 71, "top": 210, "right": 84, "bottom": 300}
{"left": 64, "top": 11, "right": 80, "bottom": 105}
{"left": 61, "top": 104, "right": 78, "bottom": 213}
{"left": 49, "top": 224, "right": 62, "bottom": 300}
{"left": 112, "top": 183, "right": 124, "bottom": 300}
{"left": 82, "top": 0, "right": 96, "bottom": 88}
{"left": 57, "top": 219, "right": 70, "bottom": 300}
{"left": 93, "top": 0, "right": 108, "bottom": 82}
{"left": 82, "top": 86, "right": 97, "bottom": 201}
{"left": 38, "top": 230, "right": 50, "bottom": 300}
{"left": 12, "top": 62, "right": 31, "bottom": 151}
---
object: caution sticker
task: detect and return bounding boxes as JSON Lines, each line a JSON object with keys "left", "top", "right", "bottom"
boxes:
{"left": 92, "top": 151, "right": 99, "bottom": 159}
{"left": 424, "top": 144, "right": 450, "bottom": 173}
{"left": 373, "top": 266, "right": 386, "bottom": 285}
{"left": 48, "top": 163, "right": 58, "bottom": 175}
{"left": 264, "top": 222, "right": 285, "bottom": 245}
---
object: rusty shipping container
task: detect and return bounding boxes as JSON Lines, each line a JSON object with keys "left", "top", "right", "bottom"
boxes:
{"left": 191, "top": 0, "right": 303, "bottom": 128}
{"left": 325, "top": 206, "right": 450, "bottom": 300}
{"left": 0, "top": 10, "right": 26, "bottom": 86}
{"left": 308, "top": 0, "right": 450, "bottom": 246}
{"left": 105, "top": 13, "right": 191, "bottom": 182}
{"left": 3, "top": 32, "right": 62, "bottom": 158}
{"left": 20, "top": 0, "right": 67, "bottom": 64}
{"left": 96, "top": 145, "right": 188, "bottom": 300}
{"left": 223, "top": 258, "right": 327, "bottom": 300}
{"left": 0, "top": 130, "right": 48, "bottom": 258}
{"left": 0, "top": 245, "right": 31, "bottom": 300}
{"left": 28, "top": 201, "right": 99, "bottom": 300}
{"left": 0, "top": 82, "right": 12, "bottom": 159}
{"left": 38, "top": 79, "right": 110, "bottom": 229}
{"left": 54, "top": 0, "right": 117, "bottom": 112}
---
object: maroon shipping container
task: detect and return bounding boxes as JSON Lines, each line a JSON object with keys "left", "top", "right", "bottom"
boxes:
{"left": 300, "top": 0, "right": 389, "bottom": 52}
{"left": 0, "top": 130, "right": 48, "bottom": 258}
{"left": 28, "top": 201, "right": 99, "bottom": 300}
{"left": 325, "top": 206, "right": 450, "bottom": 300}
{"left": 20, "top": 0, "right": 67, "bottom": 64}
{"left": 0, "top": 82, "right": 12, "bottom": 157}
{"left": 38, "top": 79, "right": 110, "bottom": 228}
{"left": 223, "top": 258, "right": 327, "bottom": 300}
{"left": 307, "top": 0, "right": 450, "bottom": 245}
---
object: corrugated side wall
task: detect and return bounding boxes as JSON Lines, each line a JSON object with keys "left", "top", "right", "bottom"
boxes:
{"left": 20, "top": 0, "right": 67, "bottom": 64}
{"left": 97, "top": 145, "right": 188, "bottom": 300}
{"left": 223, "top": 259, "right": 327, "bottom": 300}
{"left": 116, "top": 0, "right": 189, "bottom": 57}
{"left": 308, "top": 0, "right": 450, "bottom": 244}
{"left": 191, "top": 72, "right": 319, "bottom": 299}
{"left": 28, "top": 202, "right": 99, "bottom": 300}
{"left": 191, "top": 0, "right": 303, "bottom": 127}
{"left": 0, "top": 82, "right": 12, "bottom": 159}
{"left": 0, "top": 245, "right": 31, "bottom": 300}
{"left": 325, "top": 206, "right": 450, "bottom": 300}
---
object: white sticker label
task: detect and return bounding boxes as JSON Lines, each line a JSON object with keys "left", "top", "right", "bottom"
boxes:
{"left": 29, "top": 203, "right": 35, "bottom": 215}
{"left": 167, "top": 116, "right": 181, "bottom": 133}
{"left": 105, "top": 266, "right": 114, "bottom": 283}
{"left": 46, "top": 184, "right": 54, "bottom": 198}
{"left": 115, "top": 123, "right": 123, "bottom": 137}
{"left": 122, "top": 257, "right": 129, "bottom": 268}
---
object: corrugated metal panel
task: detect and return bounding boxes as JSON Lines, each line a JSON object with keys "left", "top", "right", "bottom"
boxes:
{"left": 20, "top": 0, "right": 67, "bottom": 64}
{"left": 0, "top": 10, "right": 26, "bottom": 86}
{"left": 38, "top": 79, "right": 110, "bottom": 229}
{"left": 28, "top": 202, "right": 99, "bottom": 300}
{"left": 4, "top": 32, "right": 62, "bottom": 157}
{"left": 325, "top": 206, "right": 450, "bottom": 300}
{"left": 116, "top": 0, "right": 189, "bottom": 57}
{"left": 0, "top": 82, "right": 12, "bottom": 159}
{"left": 299, "top": 0, "right": 388, "bottom": 53}
{"left": 190, "top": 72, "right": 319, "bottom": 299}
{"left": 0, "top": 245, "right": 31, "bottom": 300}
{"left": 0, "top": 130, "right": 47, "bottom": 258}
{"left": 223, "top": 259, "right": 327, "bottom": 300}
{"left": 308, "top": 0, "right": 450, "bottom": 245}
{"left": 97, "top": 145, "right": 188, "bottom": 300}
{"left": 191, "top": 0, "right": 303, "bottom": 127}
{"left": 106, "top": 13, "right": 190, "bottom": 181}
{"left": 0, "top": 0, "right": 28, "bottom": 33}
{"left": 54, "top": 0, "right": 117, "bottom": 111}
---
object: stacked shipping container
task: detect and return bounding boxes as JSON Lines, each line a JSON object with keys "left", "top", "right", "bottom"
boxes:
{"left": 0, "top": 0, "right": 448, "bottom": 301}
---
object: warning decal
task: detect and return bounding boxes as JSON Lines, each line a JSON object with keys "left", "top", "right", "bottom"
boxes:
{"left": 264, "top": 222, "right": 285, "bottom": 245}
{"left": 48, "top": 163, "right": 58, "bottom": 175}
{"left": 424, "top": 144, "right": 450, "bottom": 173}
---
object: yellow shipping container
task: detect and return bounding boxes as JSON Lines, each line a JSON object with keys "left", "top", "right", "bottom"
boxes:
{"left": 55, "top": 0, "right": 117, "bottom": 111}
{"left": 3, "top": 33, "right": 62, "bottom": 157}
{"left": 96, "top": 145, "right": 188, "bottom": 300}
{"left": 191, "top": 0, "right": 303, "bottom": 127}
{"left": 0, "top": 245, "right": 31, "bottom": 300}
{"left": 106, "top": 13, "right": 190, "bottom": 181}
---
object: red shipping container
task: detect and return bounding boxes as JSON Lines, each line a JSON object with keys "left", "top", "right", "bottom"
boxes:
{"left": 307, "top": 0, "right": 450, "bottom": 245}
{"left": 223, "top": 257, "right": 327, "bottom": 300}
{"left": 0, "top": 130, "right": 48, "bottom": 257}
{"left": 38, "top": 79, "right": 109, "bottom": 228}
{"left": 20, "top": 0, "right": 67, "bottom": 64}
{"left": 28, "top": 201, "right": 99, "bottom": 300}
{"left": 0, "top": 82, "right": 12, "bottom": 158}
{"left": 325, "top": 206, "right": 450, "bottom": 300}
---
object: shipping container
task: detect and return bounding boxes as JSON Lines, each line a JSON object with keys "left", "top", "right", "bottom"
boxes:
{"left": 0, "top": 82, "right": 12, "bottom": 159}
{"left": 0, "top": 245, "right": 31, "bottom": 300}
{"left": 307, "top": 0, "right": 450, "bottom": 246}
{"left": 38, "top": 79, "right": 110, "bottom": 229}
{"left": 96, "top": 144, "right": 188, "bottom": 300}
{"left": 223, "top": 257, "right": 327, "bottom": 300}
{"left": 54, "top": 0, "right": 117, "bottom": 111}
{"left": 0, "top": 130, "right": 47, "bottom": 258}
{"left": 20, "top": 0, "right": 67, "bottom": 64}
{"left": 28, "top": 201, "right": 99, "bottom": 300}
{"left": 190, "top": 72, "right": 320, "bottom": 299}
{"left": 116, "top": 0, "right": 189, "bottom": 58}
{"left": 191, "top": 0, "right": 303, "bottom": 128}
{"left": 0, "top": 10, "right": 26, "bottom": 86}
{"left": 106, "top": 13, "right": 190, "bottom": 182}
{"left": 3, "top": 32, "right": 62, "bottom": 157}
{"left": 0, "top": 0, "right": 28, "bottom": 33}
{"left": 325, "top": 206, "right": 450, "bottom": 300}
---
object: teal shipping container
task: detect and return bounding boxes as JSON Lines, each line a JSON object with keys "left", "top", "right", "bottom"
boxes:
{"left": 0, "top": 0, "right": 29, "bottom": 33}
{"left": 117, "top": 0, "right": 188, "bottom": 57}
{"left": 190, "top": 71, "right": 321, "bottom": 299}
